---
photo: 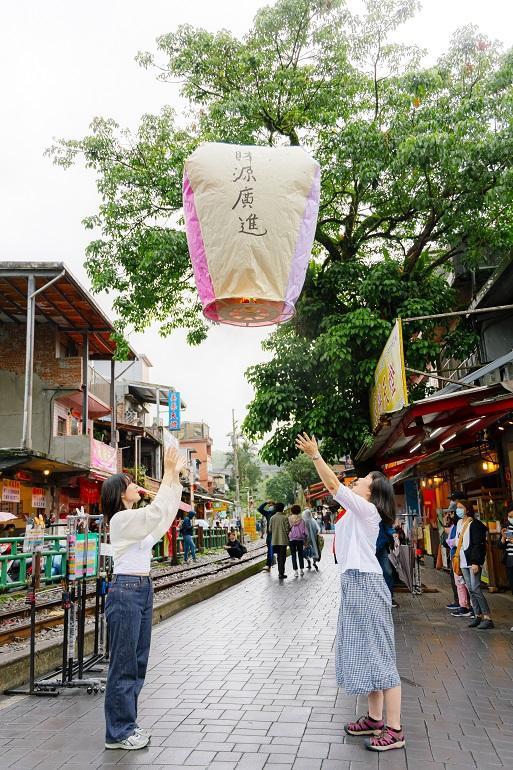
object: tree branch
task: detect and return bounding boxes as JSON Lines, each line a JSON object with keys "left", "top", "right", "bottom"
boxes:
{"left": 315, "top": 226, "right": 342, "bottom": 262}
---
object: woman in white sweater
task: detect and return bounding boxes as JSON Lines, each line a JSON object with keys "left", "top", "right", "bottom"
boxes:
{"left": 102, "top": 447, "right": 185, "bottom": 751}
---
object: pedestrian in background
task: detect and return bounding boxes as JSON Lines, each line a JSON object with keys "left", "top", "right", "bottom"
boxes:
{"left": 446, "top": 508, "right": 472, "bottom": 618}
{"left": 499, "top": 501, "right": 513, "bottom": 632}
{"left": 297, "top": 433, "right": 405, "bottom": 753}
{"left": 288, "top": 504, "right": 308, "bottom": 577}
{"left": 258, "top": 499, "right": 277, "bottom": 572}
{"left": 302, "top": 508, "right": 320, "bottom": 570}
{"left": 269, "top": 503, "right": 290, "bottom": 579}
{"left": 375, "top": 519, "right": 397, "bottom": 608}
{"left": 455, "top": 500, "right": 494, "bottom": 629}
{"left": 180, "top": 511, "right": 197, "bottom": 563}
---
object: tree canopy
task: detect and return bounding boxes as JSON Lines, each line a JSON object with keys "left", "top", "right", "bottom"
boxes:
{"left": 48, "top": 0, "right": 513, "bottom": 462}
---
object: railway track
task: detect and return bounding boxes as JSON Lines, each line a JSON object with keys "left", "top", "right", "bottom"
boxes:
{"left": 0, "top": 546, "right": 267, "bottom": 646}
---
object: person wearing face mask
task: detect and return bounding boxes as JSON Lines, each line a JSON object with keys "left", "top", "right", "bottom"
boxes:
{"left": 296, "top": 433, "right": 404, "bottom": 753}
{"left": 446, "top": 498, "right": 472, "bottom": 618}
{"left": 101, "top": 448, "right": 185, "bottom": 751}
{"left": 454, "top": 500, "right": 494, "bottom": 630}
{"left": 499, "top": 501, "right": 513, "bottom": 630}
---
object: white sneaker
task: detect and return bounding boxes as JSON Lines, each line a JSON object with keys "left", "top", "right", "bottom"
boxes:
{"left": 300, "top": 569, "right": 304, "bottom": 576}
{"left": 294, "top": 570, "right": 299, "bottom": 577}
{"left": 105, "top": 731, "right": 150, "bottom": 750}
{"left": 134, "top": 727, "right": 150, "bottom": 739}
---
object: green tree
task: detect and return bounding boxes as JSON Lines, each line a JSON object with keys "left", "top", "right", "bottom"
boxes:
{"left": 225, "top": 440, "right": 263, "bottom": 496}
{"left": 266, "top": 469, "right": 296, "bottom": 505}
{"left": 48, "top": 0, "right": 513, "bottom": 456}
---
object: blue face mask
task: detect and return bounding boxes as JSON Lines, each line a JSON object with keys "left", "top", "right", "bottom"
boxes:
{"left": 456, "top": 508, "right": 465, "bottom": 519}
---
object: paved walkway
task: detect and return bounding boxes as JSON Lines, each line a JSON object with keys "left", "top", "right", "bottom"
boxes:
{"left": 1, "top": 538, "right": 513, "bottom": 770}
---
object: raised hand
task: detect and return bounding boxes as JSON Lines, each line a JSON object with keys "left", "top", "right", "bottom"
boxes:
{"left": 295, "top": 432, "right": 319, "bottom": 458}
{"left": 164, "top": 448, "right": 187, "bottom": 481}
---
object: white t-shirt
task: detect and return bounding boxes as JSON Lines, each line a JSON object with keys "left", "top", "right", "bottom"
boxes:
{"left": 333, "top": 483, "right": 381, "bottom": 574}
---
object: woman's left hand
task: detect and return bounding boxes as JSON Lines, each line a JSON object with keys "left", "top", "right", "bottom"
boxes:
{"left": 470, "top": 564, "right": 480, "bottom": 574}
{"left": 295, "top": 432, "right": 319, "bottom": 458}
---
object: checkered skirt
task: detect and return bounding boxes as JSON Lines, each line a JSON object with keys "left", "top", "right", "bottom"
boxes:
{"left": 335, "top": 569, "right": 401, "bottom": 695}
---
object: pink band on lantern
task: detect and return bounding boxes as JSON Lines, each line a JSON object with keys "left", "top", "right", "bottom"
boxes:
{"left": 285, "top": 164, "right": 321, "bottom": 308}
{"left": 183, "top": 172, "right": 215, "bottom": 307}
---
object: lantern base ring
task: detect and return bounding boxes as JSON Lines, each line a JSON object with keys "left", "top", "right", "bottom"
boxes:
{"left": 203, "top": 297, "right": 296, "bottom": 327}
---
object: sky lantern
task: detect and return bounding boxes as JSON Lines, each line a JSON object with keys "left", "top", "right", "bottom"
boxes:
{"left": 183, "top": 142, "right": 321, "bottom": 327}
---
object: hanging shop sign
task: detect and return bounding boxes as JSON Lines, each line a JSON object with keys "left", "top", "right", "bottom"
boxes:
{"left": 168, "top": 391, "right": 181, "bottom": 431}
{"left": 31, "top": 488, "right": 46, "bottom": 508}
{"left": 183, "top": 142, "right": 321, "bottom": 327}
{"left": 1, "top": 479, "right": 20, "bottom": 503}
{"left": 370, "top": 319, "right": 409, "bottom": 431}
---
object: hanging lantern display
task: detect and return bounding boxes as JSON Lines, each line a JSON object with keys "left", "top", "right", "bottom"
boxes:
{"left": 183, "top": 142, "right": 320, "bottom": 326}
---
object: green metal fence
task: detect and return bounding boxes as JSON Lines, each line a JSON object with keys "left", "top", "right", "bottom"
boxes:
{"left": 0, "top": 527, "right": 230, "bottom": 591}
{"left": 0, "top": 535, "right": 68, "bottom": 591}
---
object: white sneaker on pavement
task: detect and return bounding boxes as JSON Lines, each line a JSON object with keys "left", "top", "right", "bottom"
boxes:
{"left": 300, "top": 569, "right": 304, "bottom": 575}
{"left": 105, "top": 732, "right": 150, "bottom": 750}
{"left": 294, "top": 570, "right": 299, "bottom": 577}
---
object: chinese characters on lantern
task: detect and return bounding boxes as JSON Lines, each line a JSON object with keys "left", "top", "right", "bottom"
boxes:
{"left": 232, "top": 150, "right": 268, "bottom": 237}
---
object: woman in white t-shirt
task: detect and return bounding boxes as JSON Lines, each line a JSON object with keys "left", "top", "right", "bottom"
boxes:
{"left": 296, "top": 433, "right": 404, "bottom": 753}
{"left": 101, "top": 447, "right": 185, "bottom": 751}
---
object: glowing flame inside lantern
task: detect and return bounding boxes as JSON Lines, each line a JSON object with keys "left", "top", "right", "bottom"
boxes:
{"left": 183, "top": 142, "right": 320, "bottom": 327}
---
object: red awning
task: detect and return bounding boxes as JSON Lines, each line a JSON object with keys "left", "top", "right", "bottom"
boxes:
{"left": 358, "top": 382, "right": 513, "bottom": 466}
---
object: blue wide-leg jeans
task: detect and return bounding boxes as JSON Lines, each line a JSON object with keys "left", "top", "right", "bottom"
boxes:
{"left": 104, "top": 575, "right": 153, "bottom": 743}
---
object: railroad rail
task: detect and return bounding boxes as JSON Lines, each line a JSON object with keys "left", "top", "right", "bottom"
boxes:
{"left": 0, "top": 546, "right": 267, "bottom": 646}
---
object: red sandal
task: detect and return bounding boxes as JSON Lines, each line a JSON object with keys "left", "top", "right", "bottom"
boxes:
{"left": 365, "top": 725, "right": 405, "bottom": 751}
{"left": 344, "top": 714, "right": 384, "bottom": 736}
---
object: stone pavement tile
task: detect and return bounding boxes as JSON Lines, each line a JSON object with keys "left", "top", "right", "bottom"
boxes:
{"left": 296, "top": 741, "right": 330, "bottom": 759}
{"left": 293, "top": 759, "right": 323, "bottom": 770}
{"left": 162, "top": 734, "right": 207, "bottom": 748}
{"left": 213, "top": 752, "right": 242, "bottom": 762}
{"left": 430, "top": 746, "right": 477, "bottom": 765}
{"left": 469, "top": 752, "right": 504, "bottom": 767}
{"left": 198, "top": 742, "right": 236, "bottom": 752}
{"left": 327, "top": 742, "right": 378, "bottom": 764}
{"left": 321, "top": 761, "right": 351, "bottom": 770}
{"left": 399, "top": 763, "right": 444, "bottom": 770}
{"left": 229, "top": 733, "right": 272, "bottom": 744}
{"left": 183, "top": 750, "right": 216, "bottom": 764}
{"left": 207, "top": 764, "right": 238, "bottom": 770}
{"left": 235, "top": 753, "right": 269, "bottom": 770}
{"left": 145, "top": 747, "right": 191, "bottom": 764}
{"left": 265, "top": 765, "right": 294, "bottom": 770}
{"left": 268, "top": 723, "right": 305, "bottom": 738}
{"left": 233, "top": 743, "right": 261, "bottom": 752}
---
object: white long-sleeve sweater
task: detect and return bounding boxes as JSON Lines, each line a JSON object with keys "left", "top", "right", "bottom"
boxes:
{"left": 109, "top": 482, "right": 183, "bottom": 571}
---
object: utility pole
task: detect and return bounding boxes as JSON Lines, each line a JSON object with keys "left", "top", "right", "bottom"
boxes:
{"left": 231, "top": 410, "right": 241, "bottom": 526}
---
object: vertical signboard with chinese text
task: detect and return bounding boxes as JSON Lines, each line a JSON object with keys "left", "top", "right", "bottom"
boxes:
{"left": 168, "top": 391, "right": 181, "bottom": 431}
{"left": 369, "top": 319, "right": 408, "bottom": 431}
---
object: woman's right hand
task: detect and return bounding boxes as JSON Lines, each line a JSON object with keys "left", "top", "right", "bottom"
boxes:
{"left": 163, "top": 447, "right": 187, "bottom": 482}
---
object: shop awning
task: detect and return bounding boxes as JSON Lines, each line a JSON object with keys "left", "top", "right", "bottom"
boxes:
{"left": 357, "top": 381, "right": 513, "bottom": 467}
{"left": 127, "top": 381, "right": 186, "bottom": 409}
{"left": 0, "top": 262, "right": 137, "bottom": 360}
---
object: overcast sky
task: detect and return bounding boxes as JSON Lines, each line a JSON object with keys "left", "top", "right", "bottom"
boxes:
{"left": 1, "top": 1, "right": 511, "bottom": 450}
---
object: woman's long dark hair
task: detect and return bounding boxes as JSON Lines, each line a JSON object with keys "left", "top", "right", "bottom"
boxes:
{"left": 369, "top": 471, "right": 396, "bottom": 527}
{"left": 101, "top": 473, "right": 130, "bottom": 522}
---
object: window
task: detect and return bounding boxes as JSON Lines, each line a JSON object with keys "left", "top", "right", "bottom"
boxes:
{"left": 70, "top": 416, "right": 79, "bottom": 435}
{"left": 57, "top": 417, "right": 67, "bottom": 436}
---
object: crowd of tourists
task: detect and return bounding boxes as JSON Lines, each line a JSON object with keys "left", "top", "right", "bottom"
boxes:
{"left": 257, "top": 500, "right": 322, "bottom": 578}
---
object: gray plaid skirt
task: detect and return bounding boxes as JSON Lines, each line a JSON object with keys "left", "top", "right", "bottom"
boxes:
{"left": 335, "top": 569, "right": 401, "bottom": 695}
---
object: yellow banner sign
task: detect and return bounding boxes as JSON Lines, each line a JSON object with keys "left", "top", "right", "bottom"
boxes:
{"left": 370, "top": 319, "right": 408, "bottom": 431}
